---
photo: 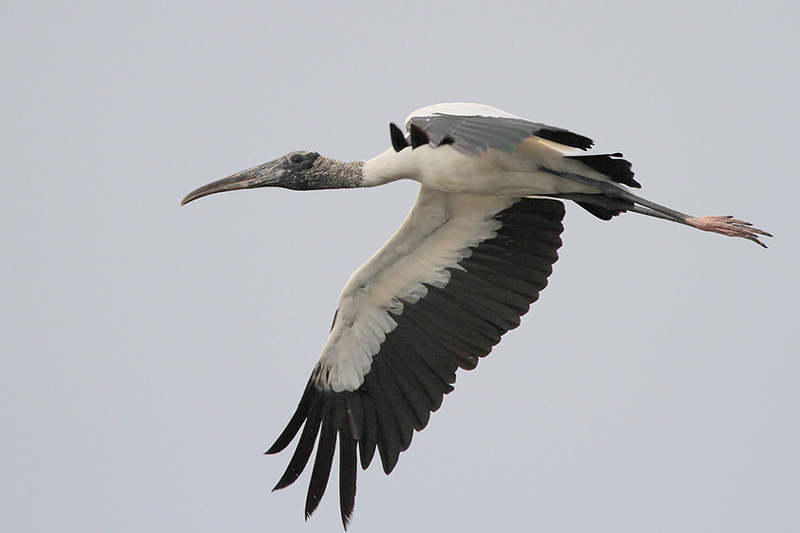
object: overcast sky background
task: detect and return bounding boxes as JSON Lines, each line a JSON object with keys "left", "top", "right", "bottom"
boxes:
{"left": 2, "top": 2, "right": 798, "bottom": 531}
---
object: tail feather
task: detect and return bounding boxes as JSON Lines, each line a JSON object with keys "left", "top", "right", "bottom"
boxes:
{"left": 566, "top": 153, "right": 640, "bottom": 188}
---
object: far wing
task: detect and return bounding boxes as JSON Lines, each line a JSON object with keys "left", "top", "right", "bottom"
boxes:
{"left": 406, "top": 102, "right": 593, "bottom": 156}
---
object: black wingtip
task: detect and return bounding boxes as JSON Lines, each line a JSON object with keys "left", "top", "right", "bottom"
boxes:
{"left": 339, "top": 434, "right": 357, "bottom": 530}
{"left": 271, "top": 398, "right": 324, "bottom": 492}
{"left": 304, "top": 413, "right": 336, "bottom": 520}
{"left": 389, "top": 123, "right": 409, "bottom": 152}
{"left": 265, "top": 378, "right": 317, "bottom": 455}
{"left": 535, "top": 129, "right": 594, "bottom": 150}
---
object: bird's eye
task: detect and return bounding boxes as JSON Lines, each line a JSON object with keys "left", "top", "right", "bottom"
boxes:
{"left": 286, "top": 151, "right": 320, "bottom": 169}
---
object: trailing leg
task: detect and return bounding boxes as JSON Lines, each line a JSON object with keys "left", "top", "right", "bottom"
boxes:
{"left": 540, "top": 167, "right": 772, "bottom": 247}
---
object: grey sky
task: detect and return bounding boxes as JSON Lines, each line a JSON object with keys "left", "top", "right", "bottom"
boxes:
{"left": 2, "top": 2, "right": 798, "bottom": 531}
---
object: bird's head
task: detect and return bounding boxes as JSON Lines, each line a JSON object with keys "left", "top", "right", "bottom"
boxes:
{"left": 181, "top": 150, "right": 335, "bottom": 205}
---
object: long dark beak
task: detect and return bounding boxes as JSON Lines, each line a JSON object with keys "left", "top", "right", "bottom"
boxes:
{"left": 181, "top": 158, "right": 286, "bottom": 205}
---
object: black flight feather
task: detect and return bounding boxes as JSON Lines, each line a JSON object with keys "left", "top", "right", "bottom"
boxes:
{"left": 273, "top": 397, "right": 324, "bottom": 491}
{"left": 357, "top": 395, "right": 378, "bottom": 469}
{"left": 265, "top": 378, "right": 316, "bottom": 454}
{"left": 305, "top": 408, "right": 336, "bottom": 519}
{"left": 338, "top": 433, "right": 357, "bottom": 528}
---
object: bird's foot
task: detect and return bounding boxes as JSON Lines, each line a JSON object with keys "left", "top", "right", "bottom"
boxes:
{"left": 685, "top": 215, "right": 772, "bottom": 248}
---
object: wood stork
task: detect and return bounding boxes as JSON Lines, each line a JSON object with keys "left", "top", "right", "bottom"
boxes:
{"left": 181, "top": 103, "right": 770, "bottom": 528}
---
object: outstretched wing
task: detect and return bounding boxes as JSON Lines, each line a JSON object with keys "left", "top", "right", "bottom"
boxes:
{"left": 405, "top": 102, "right": 594, "bottom": 156}
{"left": 265, "top": 186, "right": 565, "bottom": 528}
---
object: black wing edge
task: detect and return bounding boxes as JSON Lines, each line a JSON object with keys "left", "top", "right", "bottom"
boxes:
{"left": 265, "top": 377, "right": 362, "bottom": 529}
{"left": 534, "top": 128, "right": 593, "bottom": 151}
{"left": 265, "top": 198, "right": 566, "bottom": 529}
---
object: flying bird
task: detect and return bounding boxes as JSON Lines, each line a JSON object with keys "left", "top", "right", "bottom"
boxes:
{"left": 181, "top": 103, "right": 770, "bottom": 528}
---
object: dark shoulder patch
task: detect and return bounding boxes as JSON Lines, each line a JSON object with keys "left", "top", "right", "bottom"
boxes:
{"left": 389, "top": 123, "right": 408, "bottom": 152}
{"left": 409, "top": 123, "right": 429, "bottom": 148}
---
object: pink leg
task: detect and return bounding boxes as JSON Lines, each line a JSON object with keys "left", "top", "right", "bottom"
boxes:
{"left": 685, "top": 216, "right": 772, "bottom": 248}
